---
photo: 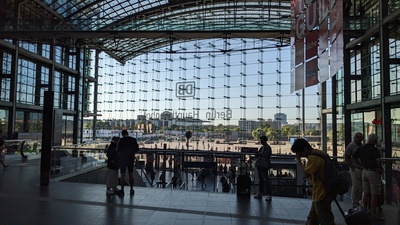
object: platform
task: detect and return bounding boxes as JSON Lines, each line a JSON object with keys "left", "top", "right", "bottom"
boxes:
{"left": 0, "top": 155, "right": 398, "bottom": 225}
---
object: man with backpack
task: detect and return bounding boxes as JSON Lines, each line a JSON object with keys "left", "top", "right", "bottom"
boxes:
{"left": 291, "top": 138, "right": 336, "bottom": 225}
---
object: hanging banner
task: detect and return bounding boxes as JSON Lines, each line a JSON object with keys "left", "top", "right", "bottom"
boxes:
{"left": 290, "top": 43, "right": 296, "bottom": 93}
{"left": 330, "top": 0, "right": 343, "bottom": 43}
{"left": 291, "top": 68, "right": 296, "bottom": 93}
{"left": 293, "top": 0, "right": 306, "bottom": 41}
{"left": 306, "top": 58, "right": 319, "bottom": 87}
{"left": 319, "top": 51, "right": 330, "bottom": 83}
{"left": 291, "top": 0, "right": 343, "bottom": 91}
{"left": 295, "top": 64, "right": 305, "bottom": 91}
{"left": 319, "top": 0, "right": 330, "bottom": 24}
{"left": 306, "top": 30, "right": 319, "bottom": 60}
{"left": 305, "top": 1, "right": 319, "bottom": 32}
{"left": 319, "top": 18, "right": 329, "bottom": 54}
{"left": 295, "top": 38, "right": 304, "bottom": 66}
{"left": 330, "top": 30, "right": 344, "bottom": 76}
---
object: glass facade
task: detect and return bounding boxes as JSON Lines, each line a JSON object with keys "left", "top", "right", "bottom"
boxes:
{"left": 0, "top": 38, "right": 86, "bottom": 143}
{"left": 17, "top": 58, "right": 37, "bottom": 105}
{"left": 389, "top": 37, "right": 400, "bottom": 95}
{"left": 1, "top": 52, "right": 12, "bottom": 101}
{"left": 0, "top": 109, "right": 8, "bottom": 137}
{"left": 392, "top": 108, "right": 400, "bottom": 158}
{"left": 344, "top": 2, "right": 400, "bottom": 145}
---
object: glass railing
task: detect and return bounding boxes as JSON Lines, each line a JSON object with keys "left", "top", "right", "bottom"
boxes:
{"left": 46, "top": 145, "right": 400, "bottom": 202}
{"left": 131, "top": 149, "right": 307, "bottom": 197}
{"left": 50, "top": 142, "right": 108, "bottom": 181}
{"left": 4, "top": 139, "right": 42, "bottom": 161}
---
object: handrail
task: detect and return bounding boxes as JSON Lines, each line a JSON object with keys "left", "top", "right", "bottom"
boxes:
{"left": 49, "top": 147, "right": 107, "bottom": 180}
{"left": 134, "top": 156, "right": 153, "bottom": 187}
{"left": 48, "top": 145, "right": 400, "bottom": 197}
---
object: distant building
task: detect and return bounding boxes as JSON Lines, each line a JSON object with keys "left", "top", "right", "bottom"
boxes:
{"left": 160, "top": 111, "right": 173, "bottom": 120}
{"left": 137, "top": 115, "right": 146, "bottom": 122}
{"left": 238, "top": 120, "right": 259, "bottom": 133}
{"left": 172, "top": 117, "right": 203, "bottom": 127}
{"left": 274, "top": 113, "right": 288, "bottom": 125}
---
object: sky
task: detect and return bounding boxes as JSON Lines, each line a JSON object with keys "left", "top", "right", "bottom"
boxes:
{"left": 89, "top": 38, "right": 327, "bottom": 126}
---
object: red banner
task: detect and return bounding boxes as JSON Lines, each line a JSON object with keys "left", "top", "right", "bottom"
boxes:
{"left": 305, "top": 1, "right": 319, "bottom": 32}
{"left": 306, "top": 58, "right": 319, "bottom": 87}
{"left": 295, "top": 64, "right": 305, "bottom": 91}
{"left": 306, "top": 30, "right": 319, "bottom": 60}
{"left": 291, "top": 0, "right": 344, "bottom": 91}
{"left": 319, "top": 0, "right": 330, "bottom": 24}
{"left": 293, "top": 0, "right": 306, "bottom": 40}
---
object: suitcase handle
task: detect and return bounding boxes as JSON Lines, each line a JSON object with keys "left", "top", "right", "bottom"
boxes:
{"left": 333, "top": 199, "right": 346, "bottom": 218}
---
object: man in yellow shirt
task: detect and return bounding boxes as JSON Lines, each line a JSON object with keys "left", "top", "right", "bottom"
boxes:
{"left": 291, "top": 138, "right": 335, "bottom": 225}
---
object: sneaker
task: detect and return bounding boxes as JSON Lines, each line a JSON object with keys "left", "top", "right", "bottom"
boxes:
{"left": 106, "top": 189, "right": 114, "bottom": 195}
{"left": 265, "top": 195, "right": 272, "bottom": 201}
{"left": 254, "top": 193, "right": 262, "bottom": 199}
{"left": 130, "top": 189, "right": 135, "bottom": 195}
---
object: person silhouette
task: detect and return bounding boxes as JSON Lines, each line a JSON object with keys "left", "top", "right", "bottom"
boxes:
{"left": 0, "top": 139, "right": 10, "bottom": 169}
{"left": 116, "top": 130, "right": 139, "bottom": 196}
{"left": 106, "top": 137, "right": 119, "bottom": 195}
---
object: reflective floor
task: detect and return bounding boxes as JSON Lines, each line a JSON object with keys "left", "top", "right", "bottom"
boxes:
{"left": 0, "top": 154, "right": 398, "bottom": 225}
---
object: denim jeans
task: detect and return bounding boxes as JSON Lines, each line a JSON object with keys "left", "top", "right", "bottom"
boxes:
{"left": 257, "top": 167, "right": 271, "bottom": 195}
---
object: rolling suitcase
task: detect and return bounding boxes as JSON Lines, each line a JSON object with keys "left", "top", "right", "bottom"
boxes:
{"left": 236, "top": 160, "right": 251, "bottom": 197}
{"left": 236, "top": 174, "right": 251, "bottom": 197}
{"left": 334, "top": 199, "right": 371, "bottom": 225}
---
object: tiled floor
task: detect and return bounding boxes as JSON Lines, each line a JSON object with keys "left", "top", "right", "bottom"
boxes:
{"left": 0, "top": 155, "right": 398, "bottom": 225}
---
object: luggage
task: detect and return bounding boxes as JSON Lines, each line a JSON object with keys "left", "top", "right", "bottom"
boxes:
{"left": 222, "top": 180, "right": 230, "bottom": 193}
{"left": 334, "top": 199, "right": 371, "bottom": 225}
{"left": 236, "top": 174, "right": 251, "bottom": 197}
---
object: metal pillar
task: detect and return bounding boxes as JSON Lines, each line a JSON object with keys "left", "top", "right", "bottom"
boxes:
{"left": 40, "top": 91, "right": 54, "bottom": 185}
{"left": 343, "top": 35, "right": 352, "bottom": 147}
{"left": 9, "top": 40, "right": 18, "bottom": 138}
{"left": 320, "top": 82, "right": 327, "bottom": 153}
{"left": 73, "top": 48, "right": 81, "bottom": 144}
{"left": 302, "top": 88, "right": 305, "bottom": 137}
{"left": 379, "top": 0, "right": 393, "bottom": 203}
{"left": 332, "top": 75, "right": 337, "bottom": 156}
{"left": 93, "top": 50, "right": 100, "bottom": 140}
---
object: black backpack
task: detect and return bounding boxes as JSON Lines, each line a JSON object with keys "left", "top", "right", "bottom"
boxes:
{"left": 312, "top": 152, "right": 350, "bottom": 196}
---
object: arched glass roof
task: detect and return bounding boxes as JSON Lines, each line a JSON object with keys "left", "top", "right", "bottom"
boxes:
{"left": 0, "top": 0, "right": 292, "bottom": 63}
